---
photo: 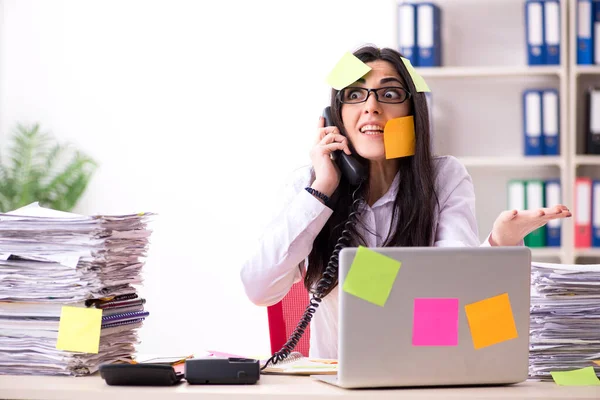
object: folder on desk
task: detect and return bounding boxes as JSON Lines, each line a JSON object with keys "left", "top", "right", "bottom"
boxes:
{"left": 544, "top": 0, "right": 560, "bottom": 65}
{"left": 526, "top": 0, "right": 546, "bottom": 65}
{"left": 523, "top": 90, "right": 543, "bottom": 156}
{"left": 542, "top": 89, "right": 559, "bottom": 155}
{"left": 592, "top": 180, "right": 600, "bottom": 247}
{"left": 545, "top": 179, "right": 561, "bottom": 247}
{"left": 398, "top": 3, "right": 418, "bottom": 66}
{"left": 586, "top": 87, "right": 600, "bottom": 154}
{"left": 416, "top": 3, "right": 441, "bottom": 67}
{"left": 525, "top": 180, "right": 546, "bottom": 248}
{"left": 575, "top": 177, "right": 592, "bottom": 248}
{"left": 578, "top": 0, "right": 594, "bottom": 64}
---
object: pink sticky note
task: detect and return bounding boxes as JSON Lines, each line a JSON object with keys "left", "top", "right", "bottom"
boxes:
{"left": 412, "top": 298, "right": 459, "bottom": 346}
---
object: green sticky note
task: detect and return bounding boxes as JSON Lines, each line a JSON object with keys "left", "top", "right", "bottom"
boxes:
{"left": 550, "top": 367, "right": 600, "bottom": 386}
{"left": 342, "top": 246, "right": 401, "bottom": 307}
{"left": 56, "top": 306, "right": 102, "bottom": 354}
{"left": 401, "top": 57, "right": 430, "bottom": 93}
{"left": 326, "top": 52, "right": 372, "bottom": 90}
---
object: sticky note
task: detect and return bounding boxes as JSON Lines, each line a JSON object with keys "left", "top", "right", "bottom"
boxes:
{"left": 56, "top": 306, "right": 102, "bottom": 354}
{"left": 550, "top": 367, "right": 600, "bottom": 386}
{"left": 464, "top": 293, "right": 518, "bottom": 350}
{"left": 342, "top": 246, "right": 401, "bottom": 307}
{"left": 401, "top": 57, "right": 430, "bottom": 93}
{"left": 326, "top": 52, "right": 372, "bottom": 90}
{"left": 384, "top": 116, "right": 415, "bottom": 159}
{"left": 594, "top": 360, "right": 600, "bottom": 367}
{"left": 412, "top": 298, "right": 459, "bottom": 346}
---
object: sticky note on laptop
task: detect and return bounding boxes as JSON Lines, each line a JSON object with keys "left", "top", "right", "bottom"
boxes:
{"left": 56, "top": 306, "right": 102, "bottom": 354}
{"left": 412, "top": 298, "right": 459, "bottom": 346}
{"left": 342, "top": 246, "right": 401, "bottom": 307}
{"left": 464, "top": 293, "right": 518, "bottom": 350}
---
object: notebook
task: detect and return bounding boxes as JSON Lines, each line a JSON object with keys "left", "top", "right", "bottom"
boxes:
{"left": 261, "top": 352, "right": 337, "bottom": 375}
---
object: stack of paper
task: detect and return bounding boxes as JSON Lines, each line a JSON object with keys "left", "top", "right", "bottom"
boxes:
{"left": 529, "top": 261, "right": 600, "bottom": 380}
{"left": 0, "top": 203, "right": 154, "bottom": 376}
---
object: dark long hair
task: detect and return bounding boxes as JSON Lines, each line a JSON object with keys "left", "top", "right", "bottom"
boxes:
{"left": 305, "top": 46, "right": 439, "bottom": 296}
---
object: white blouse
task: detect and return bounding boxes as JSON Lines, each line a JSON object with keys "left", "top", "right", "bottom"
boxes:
{"left": 240, "top": 156, "right": 491, "bottom": 359}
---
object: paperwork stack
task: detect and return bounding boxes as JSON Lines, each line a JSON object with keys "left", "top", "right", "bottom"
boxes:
{"left": 529, "top": 262, "right": 600, "bottom": 380}
{"left": 0, "top": 203, "right": 154, "bottom": 376}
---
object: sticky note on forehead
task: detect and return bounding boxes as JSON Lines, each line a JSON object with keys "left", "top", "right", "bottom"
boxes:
{"left": 326, "top": 52, "right": 372, "bottom": 90}
{"left": 401, "top": 57, "right": 430, "bottom": 93}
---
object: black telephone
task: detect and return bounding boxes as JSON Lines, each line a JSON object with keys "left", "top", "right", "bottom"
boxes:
{"left": 322, "top": 107, "right": 367, "bottom": 186}
{"left": 261, "top": 108, "right": 366, "bottom": 370}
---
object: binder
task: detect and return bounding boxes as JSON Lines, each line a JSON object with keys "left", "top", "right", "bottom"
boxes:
{"left": 542, "top": 89, "right": 560, "bottom": 155}
{"left": 586, "top": 87, "right": 600, "bottom": 154}
{"left": 544, "top": 0, "right": 560, "bottom": 65}
{"left": 593, "top": 180, "right": 600, "bottom": 246}
{"left": 577, "top": 0, "right": 594, "bottom": 64}
{"left": 398, "top": 3, "right": 418, "bottom": 66}
{"left": 507, "top": 180, "right": 526, "bottom": 212}
{"left": 575, "top": 177, "right": 592, "bottom": 248}
{"left": 525, "top": 0, "right": 546, "bottom": 65}
{"left": 595, "top": 0, "right": 600, "bottom": 64}
{"left": 525, "top": 180, "right": 546, "bottom": 248}
{"left": 523, "top": 90, "right": 544, "bottom": 156}
{"left": 545, "top": 179, "right": 561, "bottom": 247}
{"left": 416, "top": 3, "right": 441, "bottom": 67}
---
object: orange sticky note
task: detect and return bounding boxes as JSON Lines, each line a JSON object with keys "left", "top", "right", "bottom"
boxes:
{"left": 464, "top": 293, "right": 518, "bottom": 350}
{"left": 56, "top": 306, "right": 102, "bottom": 354}
{"left": 593, "top": 360, "right": 600, "bottom": 367}
{"left": 383, "top": 116, "right": 415, "bottom": 159}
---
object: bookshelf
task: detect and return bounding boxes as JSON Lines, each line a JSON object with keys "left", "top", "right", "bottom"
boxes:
{"left": 395, "top": 0, "right": 571, "bottom": 264}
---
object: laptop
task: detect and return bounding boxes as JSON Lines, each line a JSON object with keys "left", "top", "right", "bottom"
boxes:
{"left": 314, "top": 246, "right": 531, "bottom": 389}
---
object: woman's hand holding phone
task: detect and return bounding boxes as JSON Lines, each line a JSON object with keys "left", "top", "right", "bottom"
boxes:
{"left": 310, "top": 116, "right": 352, "bottom": 199}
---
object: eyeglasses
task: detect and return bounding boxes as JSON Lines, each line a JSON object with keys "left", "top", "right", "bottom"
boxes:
{"left": 338, "top": 86, "right": 411, "bottom": 104}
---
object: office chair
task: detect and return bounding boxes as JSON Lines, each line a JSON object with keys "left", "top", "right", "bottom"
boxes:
{"left": 267, "top": 279, "right": 311, "bottom": 357}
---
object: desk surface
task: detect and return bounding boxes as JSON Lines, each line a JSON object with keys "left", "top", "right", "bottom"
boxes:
{"left": 1, "top": 374, "right": 599, "bottom": 400}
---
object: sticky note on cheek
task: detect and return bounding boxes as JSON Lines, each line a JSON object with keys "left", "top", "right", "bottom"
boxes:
{"left": 56, "top": 306, "right": 102, "bottom": 354}
{"left": 342, "top": 246, "right": 401, "bottom": 307}
{"left": 464, "top": 293, "right": 518, "bottom": 350}
{"left": 384, "top": 116, "right": 416, "bottom": 159}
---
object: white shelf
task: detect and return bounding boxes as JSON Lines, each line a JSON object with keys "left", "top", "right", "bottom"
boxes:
{"left": 573, "top": 155, "right": 600, "bottom": 166}
{"left": 574, "top": 249, "right": 600, "bottom": 258}
{"left": 574, "top": 66, "right": 600, "bottom": 76}
{"left": 459, "top": 156, "right": 564, "bottom": 168}
{"left": 416, "top": 66, "right": 563, "bottom": 78}
{"left": 531, "top": 248, "right": 563, "bottom": 258}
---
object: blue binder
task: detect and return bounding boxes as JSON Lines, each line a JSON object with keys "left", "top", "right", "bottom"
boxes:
{"left": 593, "top": 180, "right": 600, "bottom": 246}
{"left": 594, "top": 0, "right": 600, "bottom": 64}
{"left": 545, "top": 179, "right": 561, "bottom": 247}
{"left": 578, "top": 0, "right": 594, "bottom": 64}
{"left": 544, "top": 0, "right": 560, "bottom": 65}
{"left": 416, "top": 3, "right": 441, "bottom": 67}
{"left": 523, "top": 90, "right": 544, "bottom": 155}
{"left": 525, "top": 0, "right": 546, "bottom": 65}
{"left": 398, "top": 3, "right": 418, "bottom": 66}
{"left": 542, "top": 89, "right": 560, "bottom": 155}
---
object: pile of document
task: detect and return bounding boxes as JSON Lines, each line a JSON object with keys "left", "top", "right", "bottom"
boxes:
{"left": 529, "top": 261, "right": 600, "bottom": 380}
{"left": 0, "top": 203, "right": 153, "bottom": 376}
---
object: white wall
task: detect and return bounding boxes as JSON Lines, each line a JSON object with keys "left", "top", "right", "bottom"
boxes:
{"left": 0, "top": 0, "right": 396, "bottom": 357}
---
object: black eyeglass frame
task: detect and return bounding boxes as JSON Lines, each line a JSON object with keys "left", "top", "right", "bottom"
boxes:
{"left": 337, "top": 86, "right": 412, "bottom": 105}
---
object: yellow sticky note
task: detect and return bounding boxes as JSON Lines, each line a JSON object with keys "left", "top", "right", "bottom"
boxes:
{"left": 383, "top": 116, "right": 416, "bottom": 159}
{"left": 326, "top": 52, "right": 372, "bottom": 90}
{"left": 56, "top": 306, "right": 102, "bottom": 354}
{"left": 401, "top": 57, "right": 430, "bottom": 93}
{"left": 550, "top": 367, "right": 600, "bottom": 386}
{"left": 342, "top": 246, "right": 401, "bottom": 307}
{"left": 464, "top": 293, "right": 518, "bottom": 350}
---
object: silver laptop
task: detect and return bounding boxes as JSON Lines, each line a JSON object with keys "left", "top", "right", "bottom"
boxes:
{"left": 314, "top": 246, "right": 531, "bottom": 389}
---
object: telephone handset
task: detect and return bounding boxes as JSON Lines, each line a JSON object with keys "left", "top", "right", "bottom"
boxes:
{"left": 261, "top": 109, "right": 366, "bottom": 371}
{"left": 322, "top": 107, "right": 367, "bottom": 186}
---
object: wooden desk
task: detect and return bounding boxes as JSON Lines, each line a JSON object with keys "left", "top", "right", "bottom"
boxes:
{"left": 1, "top": 374, "right": 599, "bottom": 400}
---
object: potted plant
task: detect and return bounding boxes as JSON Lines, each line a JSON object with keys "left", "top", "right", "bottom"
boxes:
{"left": 0, "top": 123, "right": 97, "bottom": 212}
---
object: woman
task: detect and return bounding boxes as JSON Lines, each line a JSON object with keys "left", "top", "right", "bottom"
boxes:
{"left": 241, "top": 46, "right": 570, "bottom": 359}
